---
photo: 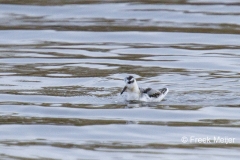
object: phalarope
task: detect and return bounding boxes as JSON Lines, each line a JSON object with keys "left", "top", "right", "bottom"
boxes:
{"left": 120, "top": 75, "right": 168, "bottom": 102}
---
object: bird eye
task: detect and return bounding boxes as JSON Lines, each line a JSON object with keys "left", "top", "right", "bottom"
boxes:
{"left": 128, "top": 80, "right": 134, "bottom": 84}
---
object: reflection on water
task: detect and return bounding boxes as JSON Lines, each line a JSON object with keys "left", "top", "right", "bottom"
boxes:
{"left": 0, "top": 0, "right": 240, "bottom": 159}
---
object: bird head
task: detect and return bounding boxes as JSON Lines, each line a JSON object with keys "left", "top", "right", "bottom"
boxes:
{"left": 120, "top": 75, "right": 136, "bottom": 94}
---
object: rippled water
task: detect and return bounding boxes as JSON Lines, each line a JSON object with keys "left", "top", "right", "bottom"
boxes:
{"left": 1, "top": 1, "right": 240, "bottom": 159}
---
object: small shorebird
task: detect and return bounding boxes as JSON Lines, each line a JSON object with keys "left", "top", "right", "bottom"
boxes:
{"left": 120, "top": 75, "right": 168, "bottom": 102}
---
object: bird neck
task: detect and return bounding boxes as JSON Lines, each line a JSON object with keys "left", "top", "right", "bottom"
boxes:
{"left": 129, "top": 82, "right": 140, "bottom": 93}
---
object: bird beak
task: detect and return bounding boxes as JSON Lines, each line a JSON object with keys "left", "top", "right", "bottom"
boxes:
{"left": 120, "top": 86, "right": 127, "bottom": 94}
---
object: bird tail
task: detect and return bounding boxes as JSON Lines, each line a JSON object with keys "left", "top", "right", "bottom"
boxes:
{"left": 160, "top": 88, "right": 168, "bottom": 95}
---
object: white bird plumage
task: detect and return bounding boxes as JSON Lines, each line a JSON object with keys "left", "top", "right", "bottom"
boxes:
{"left": 120, "top": 75, "right": 168, "bottom": 102}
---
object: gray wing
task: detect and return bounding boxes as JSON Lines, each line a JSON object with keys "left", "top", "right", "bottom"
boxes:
{"left": 140, "top": 87, "right": 168, "bottom": 98}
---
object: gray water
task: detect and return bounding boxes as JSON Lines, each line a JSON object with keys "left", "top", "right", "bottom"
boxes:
{"left": 0, "top": 1, "right": 240, "bottom": 159}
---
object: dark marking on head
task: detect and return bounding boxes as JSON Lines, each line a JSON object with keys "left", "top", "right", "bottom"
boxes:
{"left": 126, "top": 75, "right": 134, "bottom": 84}
{"left": 128, "top": 80, "right": 134, "bottom": 84}
{"left": 127, "top": 76, "right": 134, "bottom": 81}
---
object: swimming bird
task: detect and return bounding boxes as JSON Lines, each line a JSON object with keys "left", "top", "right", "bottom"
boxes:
{"left": 120, "top": 75, "right": 168, "bottom": 102}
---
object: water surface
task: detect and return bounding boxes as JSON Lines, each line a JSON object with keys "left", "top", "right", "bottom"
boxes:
{"left": 0, "top": 0, "right": 240, "bottom": 159}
